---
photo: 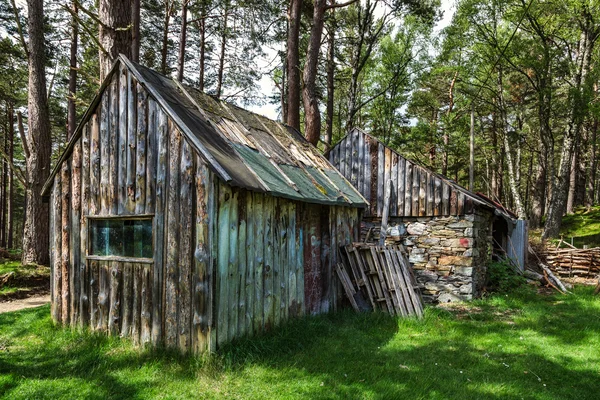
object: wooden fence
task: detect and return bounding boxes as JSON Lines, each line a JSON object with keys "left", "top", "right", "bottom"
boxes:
{"left": 541, "top": 246, "right": 600, "bottom": 279}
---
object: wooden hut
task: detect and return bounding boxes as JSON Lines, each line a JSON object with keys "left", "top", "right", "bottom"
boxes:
{"left": 329, "top": 128, "right": 527, "bottom": 303}
{"left": 42, "top": 55, "right": 366, "bottom": 352}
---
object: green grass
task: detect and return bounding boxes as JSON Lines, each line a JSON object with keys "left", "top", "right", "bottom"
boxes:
{"left": 0, "top": 262, "right": 49, "bottom": 299}
{"left": 0, "top": 261, "right": 23, "bottom": 276}
{"left": 558, "top": 206, "right": 600, "bottom": 248}
{"left": 1, "top": 287, "right": 599, "bottom": 399}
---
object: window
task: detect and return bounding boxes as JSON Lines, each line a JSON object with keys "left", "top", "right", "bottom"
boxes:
{"left": 89, "top": 218, "right": 153, "bottom": 258}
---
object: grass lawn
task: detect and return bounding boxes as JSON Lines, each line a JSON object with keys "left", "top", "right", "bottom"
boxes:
{"left": 0, "top": 287, "right": 599, "bottom": 399}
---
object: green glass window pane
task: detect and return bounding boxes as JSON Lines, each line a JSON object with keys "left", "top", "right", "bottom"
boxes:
{"left": 123, "top": 220, "right": 134, "bottom": 257}
{"left": 89, "top": 218, "right": 152, "bottom": 258}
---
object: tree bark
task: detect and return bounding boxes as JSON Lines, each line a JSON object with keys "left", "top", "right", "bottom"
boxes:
{"left": 196, "top": 3, "right": 206, "bottom": 91}
{"left": 177, "top": 0, "right": 188, "bottom": 82}
{"left": 544, "top": 16, "right": 598, "bottom": 238}
{"left": 99, "top": 0, "right": 132, "bottom": 80}
{"left": 443, "top": 71, "right": 458, "bottom": 177}
{"left": 132, "top": 0, "right": 140, "bottom": 62}
{"left": 286, "top": 0, "right": 301, "bottom": 131}
{"left": 303, "top": 0, "right": 328, "bottom": 146}
{"left": 160, "top": 0, "right": 174, "bottom": 75}
{"left": 586, "top": 113, "right": 597, "bottom": 208}
{"left": 22, "top": 0, "right": 51, "bottom": 265}
{"left": 215, "top": 6, "right": 229, "bottom": 99}
{"left": 68, "top": 0, "right": 78, "bottom": 140}
{"left": 324, "top": 11, "right": 335, "bottom": 151}
{"left": 7, "top": 103, "right": 14, "bottom": 249}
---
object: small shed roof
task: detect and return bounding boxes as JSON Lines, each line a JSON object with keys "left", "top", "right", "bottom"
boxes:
{"left": 42, "top": 56, "right": 366, "bottom": 208}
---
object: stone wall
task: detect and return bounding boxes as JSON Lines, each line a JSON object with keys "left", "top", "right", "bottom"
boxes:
{"left": 361, "top": 210, "right": 494, "bottom": 303}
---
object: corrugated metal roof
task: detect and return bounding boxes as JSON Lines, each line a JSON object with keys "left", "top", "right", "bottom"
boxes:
{"left": 42, "top": 56, "right": 366, "bottom": 208}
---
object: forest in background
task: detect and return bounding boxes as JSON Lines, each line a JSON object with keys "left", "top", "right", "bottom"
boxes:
{"left": 0, "top": 0, "right": 599, "bottom": 265}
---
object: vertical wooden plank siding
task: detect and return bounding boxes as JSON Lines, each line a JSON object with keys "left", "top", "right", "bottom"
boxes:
{"left": 89, "top": 114, "right": 100, "bottom": 215}
{"left": 178, "top": 140, "right": 194, "bottom": 351}
{"left": 108, "top": 261, "right": 121, "bottom": 335}
{"left": 350, "top": 130, "right": 359, "bottom": 188}
{"left": 227, "top": 190, "right": 240, "bottom": 341}
{"left": 99, "top": 82, "right": 110, "bottom": 215}
{"left": 244, "top": 193, "right": 254, "bottom": 335}
{"left": 60, "top": 158, "right": 70, "bottom": 325}
{"left": 253, "top": 194, "right": 264, "bottom": 333}
{"left": 80, "top": 125, "right": 90, "bottom": 326}
{"left": 357, "top": 131, "right": 365, "bottom": 197}
{"left": 369, "top": 137, "right": 378, "bottom": 217}
{"left": 70, "top": 141, "right": 82, "bottom": 326}
{"left": 397, "top": 157, "right": 405, "bottom": 216}
{"left": 377, "top": 143, "right": 384, "bottom": 216}
{"left": 383, "top": 147, "right": 391, "bottom": 218}
{"left": 118, "top": 65, "right": 128, "bottom": 213}
{"left": 51, "top": 174, "right": 62, "bottom": 323}
{"left": 126, "top": 70, "right": 137, "bottom": 213}
{"left": 109, "top": 74, "right": 119, "bottom": 215}
{"left": 237, "top": 192, "right": 248, "bottom": 337}
{"left": 404, "top": 161, "right": 412, "bottom": 216}
{"left": 216, "top": 184, "right": 231, "bottom": 345}
{"left": 263, "top": 195, "right": 274, "bottom": 329}
{"left": 419, "top": 168, "right": 426, "bottom": 216}
{"left": 164, "top": 122, "right": 181, "bottom": 347}
{"left": 136, "top": 83, "right": 147, "bottom": 214}
{"left": 390, "top": 154, "right": 398, "bottom": 216}
{"left": 145, "top": 99, "right": 157, "bottom": 214}
{"left": 193, "top": 156, "right": 211, "bottom": 352}
{"left": 152, "top": 106, "right": 168, "bottom": 345}
{"left": 426, "top": 172, "right": 433, "bottom": 216}
{"left": 412, "top": 167, "right": 420, "bottom": 217}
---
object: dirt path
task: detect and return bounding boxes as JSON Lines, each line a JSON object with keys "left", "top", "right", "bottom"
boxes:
{"left": 0, "top": 294, "right": 50, "bottom": 314}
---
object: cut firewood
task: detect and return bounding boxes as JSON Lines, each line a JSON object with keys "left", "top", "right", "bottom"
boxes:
{"left": 540, "top": 263, "right": 571, "bottom": 294}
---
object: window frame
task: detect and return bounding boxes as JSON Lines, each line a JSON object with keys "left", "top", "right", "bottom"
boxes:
{"left": 86, "top": 214, "right": 155, "bottom": 264}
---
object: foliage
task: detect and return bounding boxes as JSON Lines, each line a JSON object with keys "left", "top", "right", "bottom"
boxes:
{"left": 558, "top": 206, "right": 600, "bottom": 248}
{"left": 0, "top": 288, "right": 599, "bottom": 399}
{"left": 486, "top": 259, "right": 526, "bottom": 294}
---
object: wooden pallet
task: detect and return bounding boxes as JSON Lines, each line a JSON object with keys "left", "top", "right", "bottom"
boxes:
{"left": 336, "top": 243, "right": 423, "bottom": 318}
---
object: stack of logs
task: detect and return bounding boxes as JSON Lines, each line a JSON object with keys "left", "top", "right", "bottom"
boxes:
{"left": 540, "top": 246, "right": 600, "bottom": 279}
{"left": 336, "top": 243, "right": 423, "bottom": 318}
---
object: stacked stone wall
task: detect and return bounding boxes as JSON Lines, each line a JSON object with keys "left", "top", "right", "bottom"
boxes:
{"left": 361, "top": 210, "right": 494, "bottom": 303}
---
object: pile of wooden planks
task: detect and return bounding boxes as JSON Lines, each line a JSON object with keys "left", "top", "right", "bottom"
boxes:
{"left": 541, "top": 246, "right": 600, "bottom": 279}
{"left": 336, "top": 243, "right": 423, "bottom": 318}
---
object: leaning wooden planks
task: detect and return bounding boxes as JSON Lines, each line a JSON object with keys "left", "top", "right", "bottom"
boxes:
{"left": 541, "top": 246, "right": 600, "bottom": 278}
{"left": 337, "top": 243, "right": 423, "bottom": 318}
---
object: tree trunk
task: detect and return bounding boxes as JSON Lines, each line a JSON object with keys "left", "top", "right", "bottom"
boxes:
{"left": 99, "top": 0, "right": 133, "bottom": 80}
{"left": 442, "top": 71, "right": 458, "bottom": 177}
{"left": 196, "top": 3, "right": 206, "bottom": 91}
{"left": 566, "top": 135, "right": 579, "bottom": 214}
{"left": 303, "top": 0, "right": 328, "bottom": 146}
{"left": 160, "top": 1, "right": 173, "bottom": 75}
{"left": 544, "top": 20, "right": 597, "bottom": 239}
{"left": 586, "top": 114, "right": 597, "bottom": 208}
{"left": 286, "top": 0, "right": 301, "bottom": 131}
{"left": 132, "top": 0, "right": 140, "bottom": 62}
{"left": 324, "top": 11, "right": 335, "bottom": 151}
{"left": 1, "top": 115, "right": 6, "bottom": 248}
{"left": 215, "top": 7, "right": 228, "bottom": 99}
{"left": 7, "top": 103, "right": 14, "bottom": 249}
{"left": 68, "top": 0, "right": 78, "bottom": 140}
{"left": 22, "top": 0, "right": 51, "bottom": 266}
{"left": 177, "top": 0, "right": 188, "bottom": 82}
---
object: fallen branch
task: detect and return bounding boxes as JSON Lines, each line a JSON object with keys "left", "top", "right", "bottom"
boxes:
{"left": 540, "top": 263, "right": 571, "bottom": 294}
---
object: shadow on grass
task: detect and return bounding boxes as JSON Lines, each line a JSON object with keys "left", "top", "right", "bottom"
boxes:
{"left": 0, "top": 290, "right": 599, "bottom": 399}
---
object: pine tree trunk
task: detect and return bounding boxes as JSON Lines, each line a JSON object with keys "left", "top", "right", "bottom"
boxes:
{"left": 196, "top": 3, "right": 206, "bottom": 91}
{"left": 22, "top": 0, "right": 51, "bottom": 266}
{"left": 215, "top": 8, "right": 228, "bottom": 99}
{"left": 303, "top": 0, "right": 327, "bottom": 146}
{"left": 132, "top": 0, "right": 140, "bottom": 62}
{"left": 286, "top": 0, "right": 301, "bottom": 131}
{"left": 160, "top": 1, "right": 173, "bottom": 75}
{"left": 177, "top": 0, "right": 188, "bottom": 82}
{"left": 324, "top": 13, "right": 335, "bottom": 152}
{"left": 99, "top": 0, "right": 132, "bottom": 80}
{"left": 1, "top": 117, "right": 6, "bottom": 248}
{"left": 586, "top": 115, "right": 597, "bottom": 207}
{"left": 68, "top": 0, "right": 78, "bottom": 139}
{"left": 7, "top": 104, "right": 13, "bottom": 249}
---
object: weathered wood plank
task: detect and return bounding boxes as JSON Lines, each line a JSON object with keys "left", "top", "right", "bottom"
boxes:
{"left": 193, "top": 157, "right": 210, "bottom": 352}
{"left": 253, "top": 194, "right": 265, "bottom": 333}
{"left": 442, "top": 181, "right": 450, "bottom": 215}
{"left": 51, "top": 175, "right": 62, "bottom": 323}
{"left": 145, "top": 99, "right": 157, "bottom": 214}
{"left": 217, "top": 183, "right": 231, "bottom": 346}
{"left": 364, "top": 134, "right": 372, "bottom": 207}
{"left": 272, "top": 200, "right": 282, "bottom": 328}
{"left": 118, "top": 65, "right": 128, "bottom": 213}
{"left": 279, "top": 202, "right": 289, "bottom": 324}
{"left": 383, "top": 147, "right": 391, "bottom": 219}
{"left": 178, "top": 140, "right": 194, "bottom": 351}
{"left": 434, "top": 177, "right": 442, "bottom": 216}
{"left": 419, "top": 169, "right": 426, "bottom": 216}
{"left": 357, "top": 131, "right": 365, "bottom": 198}
{"left": 397, "top": 156, "right": 405, "bottom": 216}
{"left": 131, "top": 262, "right": 142, "bottom": 343}
{"left": 412, "top": 166, "right": 420, "bottom": 217}
{"left": 390, "top": 154, "right": 398, "bottom": 216}
{"left": 404, "top": 161, "right": 412, "bottom": 216}
{"left": 458, "top": 192, "right": 465, "bottom": 215}
{"left": 377, "top": 143, "right": 384, "bottom": 216}
{"left": 98, "top": 261, "right": 109, "bottom": 332}
{"left": 99, "top": 84, "right": 110, "bottom": 215}
{"left": 450, "top": 188, "right": 458, "bottom": 215}
{"left": 369, "top": 137, "right": 378, "bottom": 217}
{"left": 244, "top": 192, "right": 254, "bottom": 336}
{"left": 227, "top": 189, "right": 240, "bottom": 341}
{"left": 61, "top": 159, "right": 70, "bottom": 325}
{"left": 80, "top": 125, "right": 90, "bottom": 327}
{"left": 126, "top": 69, "right": 137, "bottom": 213}
{"left": 350, "top": 129, "right": 359, "bottom": 188}
{"left": 109, "top": 74, "right": 119, "bottom": 215}
{"left": 263, "top": 195, "right": 274, "bottom": 330}
{"left": 426, "top": 173, "right": 434, "bottom": 216}
{"left": 136, "top": 83, "right": 147, "bottom": 214}
{"left": 141, "top": 264, "right": 152, "bottom": 345}
{"left": 164, "top": 122, "right": 182, "bottom": 348}
{"left": 89, "top": 260, "right": 99, "bottom": 330}
{"left": 288, "top": 202, "right": 298, "bottom": 317}
{"left": 108, "top": 261, "right": 121, "bottom": 335}
{"left": 89, "top": 113, "right": 101, "bottom": 215}
{"left": 70, "top": 141, "right": 82, "bottom": 327}
{"left": 295, "top": 204, "right": 304, "bottom": 316}
{"left": 151, "top": 108, "right": 168, "bottom": 345}
{"left": 121, "top": 262, "right": 133, "bottom": 337}
{"left": 237, "top": 192, "right": 247, "bottom": 337}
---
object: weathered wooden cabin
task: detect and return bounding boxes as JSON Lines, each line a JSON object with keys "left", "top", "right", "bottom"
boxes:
{"left": 42, "top": 55, "right": 366, "bottom": 352}
{"left": 329, "top": 128, "right": 527, "bottom": 303}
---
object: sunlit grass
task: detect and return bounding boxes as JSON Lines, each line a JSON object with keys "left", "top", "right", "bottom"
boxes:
{"left": 0, "top": 286, "right": 599, "bottom": 399}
